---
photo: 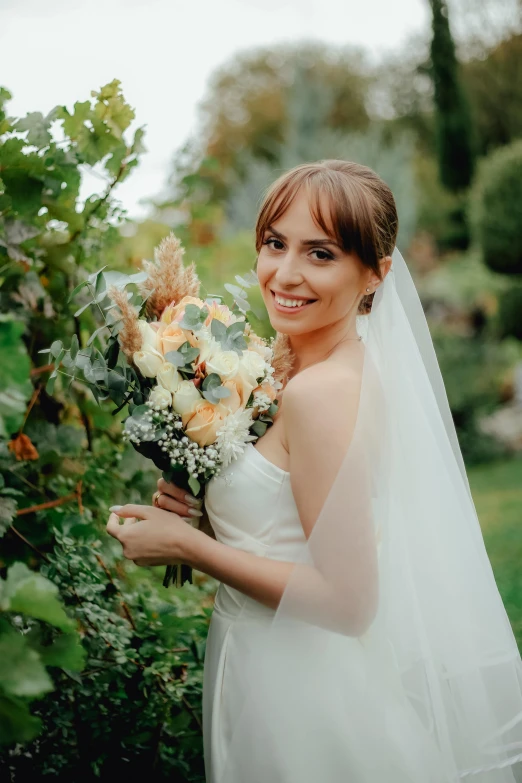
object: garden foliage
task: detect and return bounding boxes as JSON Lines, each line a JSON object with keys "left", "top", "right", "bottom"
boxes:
{"left": 0, "top": 82, "right": 208, "bottom": 781}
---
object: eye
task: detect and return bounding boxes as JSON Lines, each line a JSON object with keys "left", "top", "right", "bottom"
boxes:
{"left": 310, "top": 248, "right": 334, "bottom": 262}
{"left": 263, "top": 237, "right": 284, "bottom": 251}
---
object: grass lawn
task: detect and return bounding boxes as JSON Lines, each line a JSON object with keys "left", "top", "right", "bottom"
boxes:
{"left": 468, "top": 456, "right": 522, "bottom": 650}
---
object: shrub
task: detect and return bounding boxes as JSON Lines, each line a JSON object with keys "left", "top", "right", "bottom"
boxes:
{"left": 469, "top": 139, "right": 522, "bottom": 275}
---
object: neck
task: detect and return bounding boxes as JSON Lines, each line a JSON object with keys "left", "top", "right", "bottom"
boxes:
{"left": 288, "top": 314, "right": 360, "bottom": 375}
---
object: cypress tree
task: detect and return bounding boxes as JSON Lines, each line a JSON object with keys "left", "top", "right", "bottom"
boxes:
{"left": 429, "top": 0, "right": 475, "bottom": 191}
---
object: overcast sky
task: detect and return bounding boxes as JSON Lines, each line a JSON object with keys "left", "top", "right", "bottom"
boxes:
{"left": 1, "top": 0, "right": 430, "bottom": 217}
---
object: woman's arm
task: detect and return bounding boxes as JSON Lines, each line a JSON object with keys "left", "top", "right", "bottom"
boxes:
{"left": 108, "top": 362, "right": 378, "bottom": 635}
{"left": 187, "top": 363, "right": 379, "bottom": 628}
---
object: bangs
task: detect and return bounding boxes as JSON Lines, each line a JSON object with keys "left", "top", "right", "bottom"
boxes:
{"left": 255, "top": 166, "right": 381, "bottom": 270}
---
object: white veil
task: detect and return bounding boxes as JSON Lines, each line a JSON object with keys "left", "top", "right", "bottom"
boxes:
{"left": 214, "top": 247, "right": 522, "bottom": 782}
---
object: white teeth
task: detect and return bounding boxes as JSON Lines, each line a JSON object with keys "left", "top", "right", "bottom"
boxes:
{"left": 274, "top": 295, "right": 309, "bottom": 308}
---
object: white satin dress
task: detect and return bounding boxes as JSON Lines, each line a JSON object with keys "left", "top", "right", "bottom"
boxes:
{"left": 202, "top": 442, "right": 304, "bottom": 783}
{"left": 201, "top": 442, "right": 509, "bottom": 783}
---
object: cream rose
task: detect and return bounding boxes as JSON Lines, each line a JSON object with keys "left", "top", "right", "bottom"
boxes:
{"left": 148, "top": 385, "right": 173, "bottom": 410}
{"left": 159, "top": 322, "right": 198, "bottom": 357}
{"left": 172, "top": 380, "right": 202, "bottom": 420}
{"left": 157, "top": 363, "right": 182, "bottom": 393}
{"left": 206, "top": 350, "right": 240, "bottom": 381}
{"left": 184, "top": 401, "right": 225, "bottom": 447}
{"left": 239, "top": 349, "right": 266, "bottom": 384}
{"left": 133, "top": 348, "right": 165, "bottom": 378}
{"left": 138, "top": 320, "right": 160, "bottom": 352}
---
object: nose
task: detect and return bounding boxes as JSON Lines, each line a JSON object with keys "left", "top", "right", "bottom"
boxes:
{"left": 273, "top": 248, "right": 304, "bottom": 288}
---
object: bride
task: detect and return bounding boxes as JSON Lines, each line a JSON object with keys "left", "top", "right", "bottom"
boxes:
{"left": 107, "top": 160, "right": 522, "bottom": 782}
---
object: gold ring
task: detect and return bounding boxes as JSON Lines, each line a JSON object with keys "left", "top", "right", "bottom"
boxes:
{"left": 153, "top": 491, "right": 162, "bottom": 508}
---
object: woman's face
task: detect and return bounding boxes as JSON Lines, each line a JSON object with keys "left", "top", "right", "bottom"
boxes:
{"left": 256, "top": 188, "right": 381, "bottom": 337}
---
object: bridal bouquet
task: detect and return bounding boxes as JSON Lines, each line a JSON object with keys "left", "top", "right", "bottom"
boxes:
{"left": 42, "top": 234, "right": 282, "bottom": 587}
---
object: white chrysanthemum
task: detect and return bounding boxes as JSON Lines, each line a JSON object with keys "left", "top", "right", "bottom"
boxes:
{"left": 215, "top": 408, "right": 257, "bottom": 467}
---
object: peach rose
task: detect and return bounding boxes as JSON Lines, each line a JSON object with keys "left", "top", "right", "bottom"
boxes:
{"left": 184, "top": 401, "right": 225, "bottom": 447}
{"left": 228, "top": 372, "right": 255, "bottom": 408}
{"left": 161, "top": 296, "right": 206, "bottom": 325}
{"left": 217, "top": 378, "right": 242, "bottom": 415}
{"left": 158, "top": 322, "right": 198, "bottom": 356}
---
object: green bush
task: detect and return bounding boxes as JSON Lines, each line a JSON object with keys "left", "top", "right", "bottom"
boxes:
{"left": 469, "top": 139, "right": 522, "bottom": 275}
{"left": 0, "top": 562, "right": 85, "bottom": 746}
{"left": 433, "top": 332, "right": 514, "bottom": 464}
{"left": 0, "top": 82, "right": 210, "bottom": 780}
{"left": 496, "top": 285, "right": 522, "bottom": 342}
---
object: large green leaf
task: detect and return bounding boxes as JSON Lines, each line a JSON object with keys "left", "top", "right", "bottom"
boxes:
{"left": 2, "top": 563, "right": 75, "bottom": 632}
{"left": 0, "top": 693, "right": 42, "bottom": 746}
{"left": 0, "top": 319, "right": 32, "bottom": 435}
{"left": 36, "top": 633, "right": 86, "bottom": 671}
{"left": 0, "top": 627, "right": 53, "bottom": 697}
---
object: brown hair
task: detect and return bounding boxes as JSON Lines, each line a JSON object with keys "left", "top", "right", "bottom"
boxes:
{"left": 255, "top": 160, "right": 398, "bottom": 314}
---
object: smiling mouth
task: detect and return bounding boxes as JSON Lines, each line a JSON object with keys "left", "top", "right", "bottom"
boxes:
{"left": 271, "top": 291, "right": 316, "bottom": 311}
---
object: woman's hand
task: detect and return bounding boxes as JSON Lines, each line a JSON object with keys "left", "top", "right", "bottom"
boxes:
{"left": 152, "top": 478, "right": 204, "bottom": 523}
{"left": 153, "top": 478, "right": 216, "bottom": 540}
{"left": 106, "top": 504, "right": 199, "bottom": 566}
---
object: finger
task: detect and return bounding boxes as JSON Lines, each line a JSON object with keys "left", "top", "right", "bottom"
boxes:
{"left": 154, "top": 492, "right": 195, "bottom": 518}
{"left": 157, "top": 477, "right": 202, "bottom": 507}
{"left": 106, "top": 512, "right": 123, "bottom": 539}
{"left": 108, "top": 504, "right": 154, "bottom": 520}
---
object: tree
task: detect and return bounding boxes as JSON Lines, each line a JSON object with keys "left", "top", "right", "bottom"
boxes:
{"left": 172, "top": 42, "right": 372, "bottom": 204}
{"left": 428, "top": 0, "right": 476, "bottom": 191}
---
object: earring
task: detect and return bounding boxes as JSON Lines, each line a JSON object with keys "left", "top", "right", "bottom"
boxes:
{"left": 365, "top": 287, "right": 371, "bottom": 293}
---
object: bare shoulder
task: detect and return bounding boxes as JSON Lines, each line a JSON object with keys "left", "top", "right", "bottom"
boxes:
{"left": 283, "top": 359, "right": 362, "bottom": 414}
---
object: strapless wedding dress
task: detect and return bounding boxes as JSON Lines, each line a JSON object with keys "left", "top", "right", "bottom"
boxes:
{"left": 203, "top": 442, "right": 305, "bottom": 783}
{"left": 202, "top": 443, "right": 514, "bottom": 783}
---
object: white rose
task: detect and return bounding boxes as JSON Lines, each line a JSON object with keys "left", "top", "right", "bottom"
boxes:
{"left": 157, "top": 363, "right": 182, "bottom": 393}
{"left": 206, "top": 350, "right": 240, "bottom": 381}
{"left": 133, "top": 348, "right": 165, "bottom": 378}
{"left": 248, "top": 341, "right": 273, "bottom": 362}
{"left": 138, "top": 320, "right": 160, "bottom": 352}
{"left": 172, "top": 380, "right": 202, "bottom": 419}
{"left": 239, "top": 350, "right": 266, "bottom": 384}
{"left": 148, "top": 385, "right": 173, "bottom": 410}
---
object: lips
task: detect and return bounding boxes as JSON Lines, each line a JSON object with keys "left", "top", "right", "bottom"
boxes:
{"left": 270, "top": 290, "right": 316, "bottom": 313}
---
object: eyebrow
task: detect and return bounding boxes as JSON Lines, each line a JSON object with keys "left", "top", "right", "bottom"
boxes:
{"left": 266, "top": 225, "right": 341, "bottom": 249}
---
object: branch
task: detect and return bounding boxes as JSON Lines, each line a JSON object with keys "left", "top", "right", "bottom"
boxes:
{"left": 8, "top": 524, "right": 51, "bottom": 562}
{"left": 94, "top": 553, "right": 137, "bottom": 632}
{"left": 16, "top": 480, "right": 84, "bottom": 516}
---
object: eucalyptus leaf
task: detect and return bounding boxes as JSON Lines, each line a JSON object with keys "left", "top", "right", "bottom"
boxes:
{"left": 73, "top": 301, "right": 92, "bottom": 318}
{"left": 87, "top": 325, "right": 106, "bottom": 346}
{"left": 251, "top": 420, "right": 268, "bottom": 437}
{"left": 95, "top": 271, "right": 105, "bottom": 297}
{"left": 69, "top": 334, "right": 79, "bottom": 361}
{"left": 224, "top": 283, "right": 247, "bottom": 299}
{"left": 87, "top": 266, "right": 108, "bottom": 286}
{"left": 68, "top": 280, "right": 89, "bottom": 302}
{"left": 210, "top": 319, "right": 227, "bottom": 342}
{"left": 50, "top": 340, "right": 62, "bottom": 358}
{"left": 46, "top": 374, "right": 57, "bottom": 395}
{"left": 164, "top": 350, "right": 185, "bottom": 367}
